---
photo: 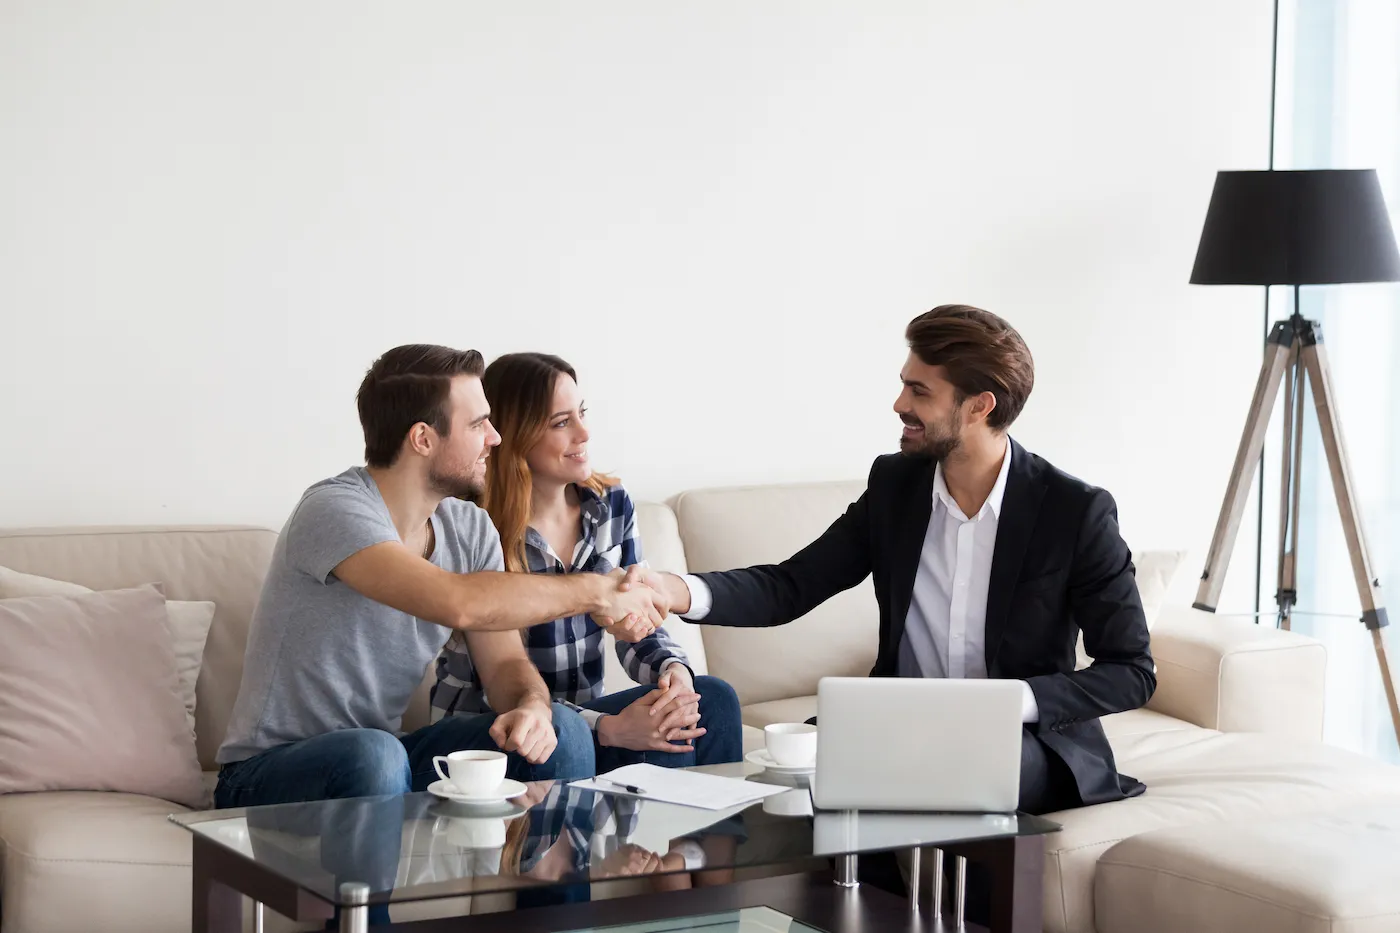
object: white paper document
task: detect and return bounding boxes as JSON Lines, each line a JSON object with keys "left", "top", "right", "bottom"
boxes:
{"left": 570, "top": 764, "right": 790, "bottom": 810}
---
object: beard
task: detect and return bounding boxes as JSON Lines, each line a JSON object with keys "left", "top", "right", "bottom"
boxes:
{"left": 428, "top": 457, "right": 485, "bottom": 500}
{"left": 899, "top": 408, "right": 964, "bottom": 462}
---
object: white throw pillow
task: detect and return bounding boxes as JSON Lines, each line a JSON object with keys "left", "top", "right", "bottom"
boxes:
{"left": 1074, "top": 549, "right": 1187, "bottom": 670}
{"left": 0, "top": 564, "right": 216, "bottom": 738}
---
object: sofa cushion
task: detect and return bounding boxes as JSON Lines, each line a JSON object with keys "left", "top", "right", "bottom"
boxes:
{"left": 1038, "top": 733, "right": 1400, "bottom": 933}
{"left": 0, "top": 790, "right": 194, "bottom": 933}
{"left": 0, "top": 526, "right": 278, "bottom": 770}
{"left": 1095, "top": 805, "right": 1400, "bottom": 933}
{"left": 0, "top": 585, "right": 208, "bottom": 809}
{"left": 672, "top": 481, "right": 878, "bottom": 706}
{"left": 0, "top": 563, "right": 215, "bottom": 739}
{"left": 742, "top": 696, "right": 818, "bottom": 730}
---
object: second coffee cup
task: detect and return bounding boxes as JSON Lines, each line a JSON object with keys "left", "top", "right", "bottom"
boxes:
{"left": 764, "top": 722, "right": 817, "bottom": 767}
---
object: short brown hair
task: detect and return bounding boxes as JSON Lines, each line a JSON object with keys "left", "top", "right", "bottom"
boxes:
{"left": 356, "top": 344, "right": 485, "bottom": 468}
{"left": 905, "top": 305, "right": 1034, "bottom": 430}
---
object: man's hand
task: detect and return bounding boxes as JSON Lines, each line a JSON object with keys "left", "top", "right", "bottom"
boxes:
{"left": 489, "top": 700, "right": 557, "bottom": 765}
{"left": 597, "top": 683, "right": 705, "bottom": 753}
{"left": 627, "top": 566, "right": 693, "bottom": 617}
{"left": 649, "top": 665, "right": 703, "bottom": 741}
{"left": 594, "top": 567, "right": 667, "bottom": 643}
{"left": 595, "top": 843, "right": 663, "bottom": 878}
{"left": 517, "top": 779, "right": 555, "bottom": 809}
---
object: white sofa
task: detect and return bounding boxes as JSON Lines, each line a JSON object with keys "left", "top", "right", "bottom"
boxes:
{"left": 4, "top": 478, "right": 1400, "bottom": 933}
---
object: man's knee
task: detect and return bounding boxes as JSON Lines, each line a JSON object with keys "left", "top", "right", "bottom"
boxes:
{"left": 325, "top": 729, "right": 412, "bottom": 799}
{"left": 532, "top": 703, "right": 596, "bottom": 780}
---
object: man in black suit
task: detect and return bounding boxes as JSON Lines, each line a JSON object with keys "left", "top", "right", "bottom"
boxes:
{"left": 639, "top": 304, "right": 1155, "bottom": 818}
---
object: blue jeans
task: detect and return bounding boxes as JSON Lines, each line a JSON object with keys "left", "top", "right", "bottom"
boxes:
{"left": 214, "top": 705, "right": 595, "bottom": 927}
{"left": 214, "top": 702, "right": 596, "bottom": 808}
{"left": 581, "top": 675, "right": 743, "bottom": 773}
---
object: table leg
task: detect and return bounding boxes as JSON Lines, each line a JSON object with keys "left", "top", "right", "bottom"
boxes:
{"left": 986, "top": 835, "right": 1044, "bottom": 933}
{"left": 909, "top": 846, "right": 922, "bottom": 912}
{"left": 339, "top": 881, "right": 371, "bottom": 933}
{"left": 835, "top": 854, "right": 858, "bottom": 887}
{"left": 191, "top": 847, "right": 242, "bottom": 933}
{"left": 954, "top": 855, "right": 967, "bottom": 926}
{"left": 930, "top": 848, "right": 945, "bottom": 919}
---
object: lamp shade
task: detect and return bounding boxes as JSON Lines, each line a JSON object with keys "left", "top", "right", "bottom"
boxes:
{"left": 1190, "top": 169, "right": 1400, "bottom": 285}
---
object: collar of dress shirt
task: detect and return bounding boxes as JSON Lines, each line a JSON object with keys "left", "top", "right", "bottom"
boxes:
{"left": 931, "top": 437, "right": 1013, "bottom": 522}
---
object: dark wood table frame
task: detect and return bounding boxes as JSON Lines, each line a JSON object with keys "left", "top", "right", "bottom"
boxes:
{"left": 192, "top": 832, "right": 1044, "bottom": 933}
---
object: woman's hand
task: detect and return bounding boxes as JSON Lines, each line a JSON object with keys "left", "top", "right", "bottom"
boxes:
{"left": 597, "top": 685, "right": 705, "bottom": 753}
{"left": 650, "top": 666, "right": 703, "bottom": 740}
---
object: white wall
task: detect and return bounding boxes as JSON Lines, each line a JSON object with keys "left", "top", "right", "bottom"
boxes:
{"left": 1, "top": 1, "right": 1274, "bottom": 612}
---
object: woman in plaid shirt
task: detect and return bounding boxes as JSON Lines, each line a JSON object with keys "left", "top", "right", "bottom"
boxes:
{"left": 431, "top": 352, "right": 742, "bottom": 772}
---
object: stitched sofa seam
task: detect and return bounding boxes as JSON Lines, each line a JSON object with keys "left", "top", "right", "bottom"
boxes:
{"left": 1096, "top": 859, "right": 1332, "bottom": 919}
{"left": 4, "top": 840, "right": 189, "bottom": 868}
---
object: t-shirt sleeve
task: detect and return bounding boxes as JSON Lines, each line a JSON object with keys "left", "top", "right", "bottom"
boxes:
{"left": 463, "top": 504, "right": 505, "bottom": 574}
{"left": 284, "top": 486, "right": 401, "bottom": 584}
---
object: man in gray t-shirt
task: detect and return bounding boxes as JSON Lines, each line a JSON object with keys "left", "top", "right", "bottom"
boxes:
{"left": 214, "top": 345, "right": 666, "bottom": 812}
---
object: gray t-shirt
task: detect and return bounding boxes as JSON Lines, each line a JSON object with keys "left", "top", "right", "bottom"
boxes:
{"left": 216, "top": 467, "right": 502, "bottom": 765}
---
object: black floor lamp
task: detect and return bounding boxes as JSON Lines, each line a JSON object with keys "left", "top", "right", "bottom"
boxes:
{"left": 1188, "top": 167, "right": 1400, "bottom": 745}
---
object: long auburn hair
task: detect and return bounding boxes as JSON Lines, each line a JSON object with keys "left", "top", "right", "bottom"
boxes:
{"left": 480, "top": 352, "right": 617, "bottom": 573}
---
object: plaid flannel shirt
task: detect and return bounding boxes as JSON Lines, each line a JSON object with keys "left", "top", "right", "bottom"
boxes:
{"left": 430, "top": 483, "right": 690, "bottom": 729}
{"left": 517, "top": 782, "right": 644, "bottom": 874}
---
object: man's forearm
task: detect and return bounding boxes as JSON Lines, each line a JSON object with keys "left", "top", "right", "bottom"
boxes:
{"left": 488, "top": 657, "right": 554, "bottom": 712}
{"left": 331, "top": 541, "right": 613, "bottom": 633}
{"left": 450, "top": 572, "right": 609, "bottom": 631}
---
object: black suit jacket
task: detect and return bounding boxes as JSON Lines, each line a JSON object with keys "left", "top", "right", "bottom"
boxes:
{"left": 693, "top": 439, "right": 1155, "bottom": 807}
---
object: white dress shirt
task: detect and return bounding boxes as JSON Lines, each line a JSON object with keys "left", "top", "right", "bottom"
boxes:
{"left": 680, "top": 441, "right": 1037, "bottom": 723}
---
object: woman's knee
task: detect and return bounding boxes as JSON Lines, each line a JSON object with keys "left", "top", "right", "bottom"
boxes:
{"left": 694, "top": 676, "right": 741, "bottom": 719}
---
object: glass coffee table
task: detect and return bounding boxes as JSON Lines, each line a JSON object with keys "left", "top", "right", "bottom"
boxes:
{"left": 172, "top": 762, "right": 1058, "bottom": 933}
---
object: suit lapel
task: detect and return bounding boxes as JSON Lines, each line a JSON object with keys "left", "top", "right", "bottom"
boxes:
{"left": 983, "top": 439, "right": 1047, "bottom": 671}
{"left": 887, "top": 462, "right": 936, "bottom": 666}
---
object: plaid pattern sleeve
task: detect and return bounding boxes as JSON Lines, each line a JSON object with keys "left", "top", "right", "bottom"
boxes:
{"left": 428, "top": 482, "right": 689, "bottom": 729}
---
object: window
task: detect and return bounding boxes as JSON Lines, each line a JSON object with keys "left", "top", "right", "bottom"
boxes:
{"left": 1270, "top": 0, "right": 1400, "bottom": 763}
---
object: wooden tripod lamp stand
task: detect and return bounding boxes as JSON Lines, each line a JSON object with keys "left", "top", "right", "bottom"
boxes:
{"left": 1189, "top": 168, "right": 1400, "bottom": 746}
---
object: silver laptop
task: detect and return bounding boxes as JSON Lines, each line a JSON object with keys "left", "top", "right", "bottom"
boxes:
{"left": 811, "top": 676, "right": 1024, "bottom": 812}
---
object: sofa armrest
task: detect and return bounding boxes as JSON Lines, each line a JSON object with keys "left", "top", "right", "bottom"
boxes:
{"left": 1145, "top": 605, "right": 1327, "bottom": 739}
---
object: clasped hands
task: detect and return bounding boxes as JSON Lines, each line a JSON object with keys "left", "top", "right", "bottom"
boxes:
{"left": 593, "top": 565, "right": 673, "bottom": 643}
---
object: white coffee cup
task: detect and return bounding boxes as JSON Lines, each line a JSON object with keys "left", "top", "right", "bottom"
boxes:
{"left": 764, "top": 722, "right": 818, "bottom": 767}
{"left": 433, "top": 750, "right": 507, "bottom": 796}
{"left": 433, "top": 815, "right": 508, "bottom": 849}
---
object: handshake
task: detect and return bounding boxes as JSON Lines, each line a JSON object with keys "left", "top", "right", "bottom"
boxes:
{"left": 594, "top": 565, "right": 677, "bottom": 643}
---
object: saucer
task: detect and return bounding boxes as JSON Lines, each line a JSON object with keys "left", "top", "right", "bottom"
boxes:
{"left": 428, "top": 798, "right": 528, "bottom": 820}
{"left": 427, "top": 778, "right": 529, "bottom": 805}
{"left": 746, "top": 748, "right": 815, "bottom": 774}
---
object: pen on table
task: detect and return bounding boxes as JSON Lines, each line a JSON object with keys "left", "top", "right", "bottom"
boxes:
{"left": 598, "top": 777, "right": 647, "bottom": 794}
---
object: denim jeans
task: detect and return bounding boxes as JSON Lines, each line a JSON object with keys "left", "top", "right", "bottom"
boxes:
{"left": 581, "top": 675, "right": 744, "bottom": 773}
{"left": 214, "top": 702, "right": 596, "bottom": 808}
{"left": 214, "top": 704, "right": 595, "bottom": 926}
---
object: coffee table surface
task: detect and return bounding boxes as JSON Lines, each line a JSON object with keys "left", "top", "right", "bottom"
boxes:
{"left": 172, "top": 761, "right": 1058, "bottom": 908}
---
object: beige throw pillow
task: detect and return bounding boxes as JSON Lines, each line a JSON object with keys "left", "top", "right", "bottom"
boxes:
{"left": 0, "top": 584, "right": 207, "bottom": 808}
{"left": 0, "top": 565, "right": 215, "bottom": 738}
